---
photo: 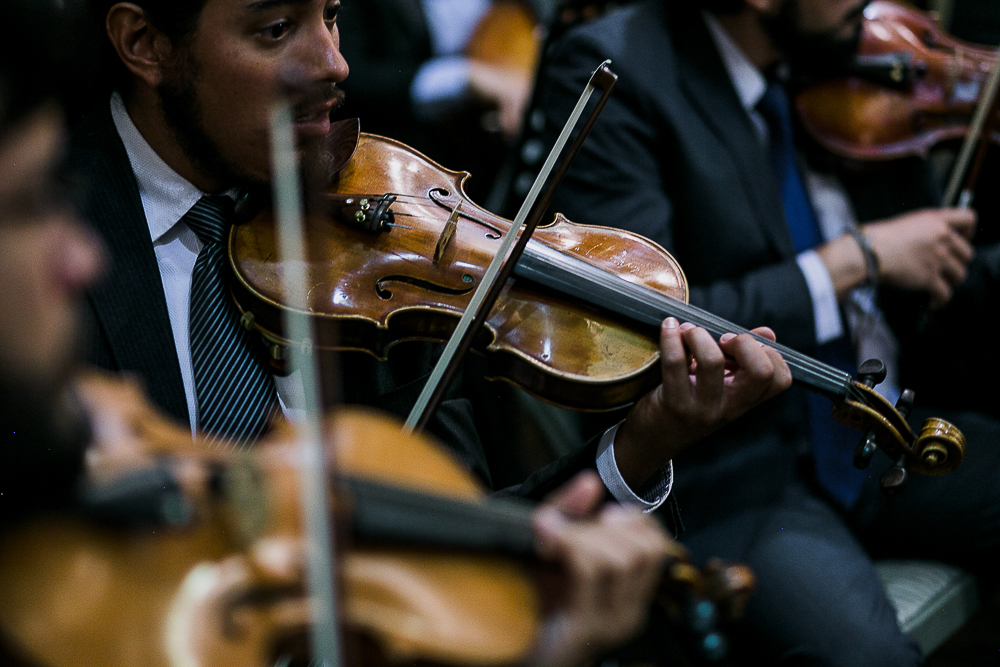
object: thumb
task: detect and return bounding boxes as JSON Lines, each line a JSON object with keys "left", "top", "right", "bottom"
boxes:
{"left": 541, "top": 470, "right": 606, "bottom": 520}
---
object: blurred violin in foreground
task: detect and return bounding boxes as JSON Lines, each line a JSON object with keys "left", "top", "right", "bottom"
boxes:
{"left": 0, "top": 372, "right": 753, "bottom": 666}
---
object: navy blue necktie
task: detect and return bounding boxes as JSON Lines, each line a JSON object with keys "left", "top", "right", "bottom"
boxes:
{"left": 186, "top": 195, "right": 279, "bottom": 446}
{"left": 757, "top": 81, "right": 865, "bottom": 508}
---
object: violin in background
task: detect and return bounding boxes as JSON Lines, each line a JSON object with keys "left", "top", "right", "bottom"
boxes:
{"left": 795, "top": 0, "right": 1000, "bottom": 163}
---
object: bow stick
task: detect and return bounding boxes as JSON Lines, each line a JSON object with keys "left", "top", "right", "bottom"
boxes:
{"left": 942, "top": 44, "right": 1000, "bottom": 208}
{"left": 404, "top": 60, "right": 619, "bottom": 433}
{"left": 270, "top": 80, "right": 342, "bottom": 666}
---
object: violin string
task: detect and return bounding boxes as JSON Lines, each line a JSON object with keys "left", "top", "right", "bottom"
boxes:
{"left": 343, "top": 190, "right": 860, "bottom": 399}
{"left": 517, "top": 241, "right": 856, "bottom": 398}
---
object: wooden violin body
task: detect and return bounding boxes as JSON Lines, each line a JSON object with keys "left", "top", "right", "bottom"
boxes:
{"left": 796, "top": 0, "right": 1000, "bottom": 161}
{"left": 0, "top": 373, "right": 755, "bottom": 666}
{"left": 231, "top": 130, "right": 687, "bottom": 411}
{"left": 229, "top": 124, "right": 965, "bottom": 481}
{"left": 0, "top": 373, "right": 539, "bottom": 667}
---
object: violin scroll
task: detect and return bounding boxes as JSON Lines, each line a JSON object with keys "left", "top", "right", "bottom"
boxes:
{"left": 832, "top": 359, "right": 966, "bottom": 487}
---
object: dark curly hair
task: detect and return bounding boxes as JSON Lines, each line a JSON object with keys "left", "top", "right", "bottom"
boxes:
{"left": 86, "top": 0, "right": 210, "bottom": 99}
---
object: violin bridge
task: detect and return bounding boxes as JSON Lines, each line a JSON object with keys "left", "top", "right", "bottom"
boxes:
{"left": 433, "top": 203, "right": 462, "bottom": 264}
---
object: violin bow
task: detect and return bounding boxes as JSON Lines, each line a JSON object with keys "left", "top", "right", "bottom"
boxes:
{"left": 404, "top": 60, "right": 618, "bottom": 433}
{"left": 942, "top": 43, "right": 1000, "bottom": 208}
{"left": 269, "top": 77, "right": 342, "bottom": 666}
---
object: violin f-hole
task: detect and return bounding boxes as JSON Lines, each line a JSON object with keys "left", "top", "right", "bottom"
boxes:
{"left": 375, "top": 274, "right": 477, "bottom": 300}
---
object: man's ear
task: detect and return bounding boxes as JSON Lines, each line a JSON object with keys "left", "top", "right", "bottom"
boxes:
{"left": 105, "top": 2, "right": 174, "bottom": 89}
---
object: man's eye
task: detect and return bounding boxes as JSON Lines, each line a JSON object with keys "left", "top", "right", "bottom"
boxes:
{"left": 260, "top": 21, "right": 292, "bottom": 40}
{"left": 324, "top": 3, "right": 339, "bottom": 26}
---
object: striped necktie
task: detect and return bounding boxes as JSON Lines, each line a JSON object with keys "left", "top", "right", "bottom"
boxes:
{"left": 757, "top": 81, "right": 865, "bottom": 509}
{"left": 186, "top": 194, "right": 278, "bottom": 445}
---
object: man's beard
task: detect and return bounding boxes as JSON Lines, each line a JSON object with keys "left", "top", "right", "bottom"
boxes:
{"left": 159, "top": 48, "right": 255, "bottom": 189}
{"left": 763, "top": 0, "right": 866, "bottom": 78}
{"left": 158, "top": 46, "right": 347, "bottom": 191}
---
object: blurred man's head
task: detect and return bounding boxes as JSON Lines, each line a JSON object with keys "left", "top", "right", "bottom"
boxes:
{"left": 760, "top": 0, "right": 867, "bottom": 74}
{"left": 94, "top": 0, "right": 349, "bottom": 192}
{"left": 703, "top": 0, "right": 867, "bottom": 74}
{"left": 0, "top": 0, "right": 104, "bottom": 510}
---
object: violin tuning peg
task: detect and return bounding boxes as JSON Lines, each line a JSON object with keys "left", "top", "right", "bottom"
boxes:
{"left": 854, "top": 431, "right": 878, "bottom": 469}
{"left": 858, "top": 359, "right": 887, "bottom": 387}
{"left": 879, "top": 456, "right": 909, "bottom": 494}
{"left": 895, "top": 388, "right": 916, "bottom": 420}
{"left": 702, "top": 559, "right": 755, "bottom": 621}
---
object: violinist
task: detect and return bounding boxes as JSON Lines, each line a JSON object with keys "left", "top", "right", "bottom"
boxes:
{"left": 73, "top": 0, "right": 790, "bottom": 529}
{"left": 537, "top": 0, "right": 1000, "bottom": 664}
{"left": 60, "top": 0, "right": 794, "bottom": 662}
{"left": 2, "top": 4, "right": 712, "bottom": 666}
{"left": 0, "top": 66, "right": 669, "bottom": 667}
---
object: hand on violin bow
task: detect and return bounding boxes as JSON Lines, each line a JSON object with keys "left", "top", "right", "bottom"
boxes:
{"left": 614, "top": 319, "right": 792, "bottom": 490}
{"left": 468, "top": 61, "right": 532, "bottom": 140}
{"left": 818, "top": 208, "right": 977, "bottom": 307}
{"left": 530, "top": 471, "right": 676, "bottom": 667}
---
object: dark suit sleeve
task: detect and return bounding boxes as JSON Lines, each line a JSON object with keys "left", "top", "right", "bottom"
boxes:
{"left": 349, "top": 355, "right": 597, "bottom": 500}
{"left": 537, "top": 23, "right": 818, "bottom": 352}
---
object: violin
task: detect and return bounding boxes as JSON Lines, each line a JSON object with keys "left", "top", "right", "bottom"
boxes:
{"left": 227, "top": 119, "right": 965, "bottom": 489}
{"left": 0, "top": 372, "right": 538, "bottom": 666}
{"left": 795, "top": 0, "right": 1000, "bottom": 162}
{"left": 0, "top": 372, "right": 751, "bottom": 666}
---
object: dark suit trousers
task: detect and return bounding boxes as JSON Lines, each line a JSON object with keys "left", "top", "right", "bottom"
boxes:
{"left": 674, "top": 406, "right": 1000, "bottom": 667}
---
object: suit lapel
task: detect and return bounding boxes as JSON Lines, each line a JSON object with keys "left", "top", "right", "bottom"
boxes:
{"left": 668, "top": 3, "right": 795, "bottom": 258}
{"left": 70, "top": 107, "right": 190, "bottom": 424}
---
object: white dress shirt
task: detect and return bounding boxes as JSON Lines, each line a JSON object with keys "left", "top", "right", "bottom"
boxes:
{"left": 705, "top": 16, "right": 901, "bottom": 403}
{"left": 109, "top": 92, "right": 670, "bottom": 509}
{"left": 410, "top": 0, "right": 490, "bottom": 119}
{"left": 109, "top": 92, "right": 305, "bottom": 431}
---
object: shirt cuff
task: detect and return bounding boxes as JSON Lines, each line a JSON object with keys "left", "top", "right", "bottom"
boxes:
{"left": 595, "top": 421, "right": 673, "bottom": 513}
{"left": 796, "top": 250, "right": 843, "bottom": 344}
{"left": 410, "top": 56, "right": 472, "bottom": 120}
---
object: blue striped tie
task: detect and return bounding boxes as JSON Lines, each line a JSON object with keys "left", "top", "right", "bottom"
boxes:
{"left": 186, "top": 195, "right": 278, "bottom": 445}
{"left": 757, "top": 81, "right": 865, "bottom": 508}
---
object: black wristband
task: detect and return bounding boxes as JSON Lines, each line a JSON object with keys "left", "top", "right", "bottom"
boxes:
{"left": 846, "top": 225, "right": 879, "bottom": 286}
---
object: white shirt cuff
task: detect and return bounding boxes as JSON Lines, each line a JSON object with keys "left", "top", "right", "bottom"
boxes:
{"left": 410, "top": 56, "right": 472, "bottom": 119}
{"left": 595, "top": 421, "right": 673, "bottom": 513}
{"left": 796, "top": 250, "right": 843, "bottom": 344}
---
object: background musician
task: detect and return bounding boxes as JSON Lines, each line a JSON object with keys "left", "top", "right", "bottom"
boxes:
{"left": 535, "top": 0, "right": 1000, "bottom": 664}
{"left": 336, "top": 0, "right": 552, "bottom": 201}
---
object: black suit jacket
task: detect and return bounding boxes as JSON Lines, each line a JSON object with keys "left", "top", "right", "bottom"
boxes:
{"left": 541, "top": 1, "right": 819, "bottom": 352}
{"left": 66, "top": 104, "right": 596, "bottom": 502}
{"left": 535, "top": 0, "right": 852, "bottom": 523}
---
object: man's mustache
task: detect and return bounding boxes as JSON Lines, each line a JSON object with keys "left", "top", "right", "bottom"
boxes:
{"left": 293, "top": 83, "right": 346, "bottom": 118}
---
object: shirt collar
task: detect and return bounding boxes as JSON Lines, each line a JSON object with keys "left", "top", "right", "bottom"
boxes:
{"left": 703, "top": 12, "right": 767, "bottom": 113}
{"left": 109, "top": 91, "right": 204, "bottom": 244}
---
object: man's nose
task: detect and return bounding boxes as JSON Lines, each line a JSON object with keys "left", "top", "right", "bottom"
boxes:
{"left": 299, "top": 20, "right": 349, "bottom": 84}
